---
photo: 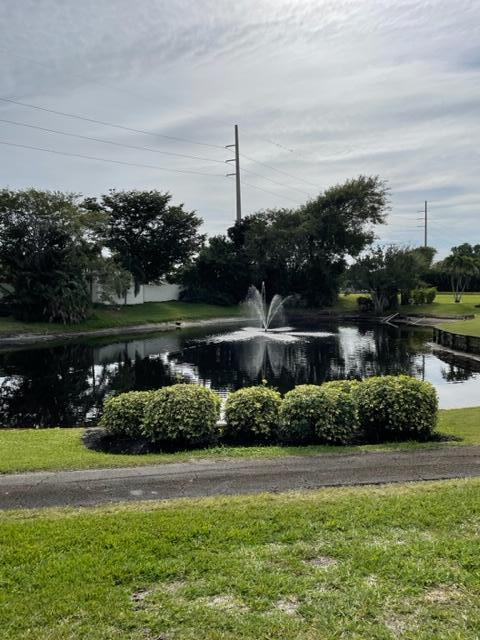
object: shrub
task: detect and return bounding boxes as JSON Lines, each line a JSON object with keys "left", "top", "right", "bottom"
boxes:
{"left": 279, "top": 384, "right": 359, "bottom": 445}
{"left": 142, "top": 384, "right": 221, "bottom": 448}
{"left": 99, "top": 391, "right": 153, "bottom": 438}
{"left": 357, "top": 296, "right": 374, "bottom": 312}
{"left": 355, "top": 375, "right": 438, "bottom": 442}
{"left": 410, "top": 286, "right": 437, "bottom": 305}
{"left": 321, "top": 379, "right": 360, "bottom": 394}
{"left": 424, "top": 286, "right": 437, "bottom": 304}
{"left": 224, "top": 386, "right": 282, "bottom": 444}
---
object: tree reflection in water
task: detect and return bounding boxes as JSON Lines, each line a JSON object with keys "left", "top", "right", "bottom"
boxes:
{"left": 0, "top": 322, "right": 478, "bottom": 427}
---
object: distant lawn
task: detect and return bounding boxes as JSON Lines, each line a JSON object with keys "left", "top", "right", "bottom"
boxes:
{"left": 0, "top": 302, "right": 242, "bottom": 336}
{"left": 437, "top": 316, "right": 480, "bottom": 338}
{"left": 2, "top": 478, "right": 480, "bottom": 639}
{"left": 400, "top": 292, "right": 480, "bottom": 318}
{"left": 1, "top": 406, "right": 478, "bottom": 475}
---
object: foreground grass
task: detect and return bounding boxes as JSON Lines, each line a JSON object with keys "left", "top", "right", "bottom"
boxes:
{"left": 0, "top": 301, "right": 242, "bottom": 335}
{"left": 1, "top": 406, "right": 478, "bottom": 474}
{"left": 2, "top": 479, "right": 480, "bottom": 639}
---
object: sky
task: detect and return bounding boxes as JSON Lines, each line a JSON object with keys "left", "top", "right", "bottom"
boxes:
{"left": 0, "top": 0, "right": 479, "bottom": 256}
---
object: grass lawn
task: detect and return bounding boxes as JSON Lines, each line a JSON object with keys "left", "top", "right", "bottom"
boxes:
{"left": 400, "top": 292, "right": 480, "bottom": 318}
{"left": 2, "top": 478, "right": 480, "bottom": 639}
{"left": 437, "top": 316, "right": 480, "bottom": 338}
{"left": 0, "top": 302, "right": 242, "bottom": 335}
{"left": 1, "top": 406, "right": 478, "bottom": 475}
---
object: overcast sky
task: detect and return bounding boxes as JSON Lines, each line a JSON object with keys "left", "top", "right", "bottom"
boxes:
{"left": 0, "top": 0, "right": 479, "bottom": 256}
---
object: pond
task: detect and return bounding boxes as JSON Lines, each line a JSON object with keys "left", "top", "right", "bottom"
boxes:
{"left": 0, "top": 320, "right": 479, "bottom": 427}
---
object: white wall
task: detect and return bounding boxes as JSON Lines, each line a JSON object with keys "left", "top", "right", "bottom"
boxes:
{"left": 144, "top": 283, "right": 181, "bottom": 302}
{"left": 91, "top": 281, "right": 181, "bottom": 306}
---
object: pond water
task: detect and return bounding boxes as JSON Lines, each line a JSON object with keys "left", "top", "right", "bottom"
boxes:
{"left": 0, "top": 320, "right": 479, "bottom": 427}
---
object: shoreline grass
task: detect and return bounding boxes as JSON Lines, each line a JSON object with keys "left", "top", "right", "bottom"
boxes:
{"left": 0, "top": 301, "right": 242, "bottom": 336}
{"left": 0, "top": 406, "right": 478, "bottom": 475}
{"left": 2, "top": 478, "right": 480, "bottom": 638}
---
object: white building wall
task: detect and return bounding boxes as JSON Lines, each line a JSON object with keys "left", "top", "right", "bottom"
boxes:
{"left": 144, "top": 283, "right": 181, "bottom": 302}
{"left": 91, "top": 281, "right": 181, "bottom": 306}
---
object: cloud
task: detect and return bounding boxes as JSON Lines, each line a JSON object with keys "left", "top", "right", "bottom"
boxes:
{"left": 0, "top": 0, "right": 479, "bottom": 256}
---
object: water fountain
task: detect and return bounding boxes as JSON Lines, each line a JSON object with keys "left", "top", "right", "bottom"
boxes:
{"left": 245, "top": 283, "right": 291, "bottom": 331}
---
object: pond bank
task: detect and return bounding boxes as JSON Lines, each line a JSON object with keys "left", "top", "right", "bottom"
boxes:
{"left": 433, "top": 327, "right": 480, "bottom": 357}
{"left": 0, "top": 316, "right": 248, "bottom": 346}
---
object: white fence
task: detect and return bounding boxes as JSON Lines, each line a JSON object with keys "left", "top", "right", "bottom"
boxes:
{"left": 92, "top": 282, "right": 181, "bottom": 306}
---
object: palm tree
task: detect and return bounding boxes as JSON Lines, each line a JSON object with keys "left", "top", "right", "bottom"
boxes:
{"left": 443, "top": 254, "right": 479, "bottom": 303}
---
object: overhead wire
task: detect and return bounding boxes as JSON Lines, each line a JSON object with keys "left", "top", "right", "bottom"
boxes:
{"left": 0, "top": 118, "right": 227, "bottom": 165}
{"left": 0, "top": 97, "right": 226, "bottom": 151}
{"left": 0, "top": 140, "right": 224, "bottom": 177}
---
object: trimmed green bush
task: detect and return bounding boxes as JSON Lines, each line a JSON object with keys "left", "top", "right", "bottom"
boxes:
{"left": 321, "top": 379, "right": 360, "bottom": 394}
{"left": 355, "top": 375, "right": 438, "bottom": 442}
{"left": 224, "top": 386, "right": 282, "bottom": 444}
{"left": 142, "top": 384, "right": 221, "bottom": 448}
{"left": 99, "top": 391, "right": 153, "bottom": 438}
{"left": 279, "top": 384, "right": 359, "bottom": 445}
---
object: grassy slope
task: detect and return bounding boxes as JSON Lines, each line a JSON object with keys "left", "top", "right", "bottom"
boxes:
{"left": 0, "top": 302, "right": 242, "bottom": 335}
{"left": 2, "top": 479, "right": 480, "bottom": 639}
{"left": 0, "top": 406, "right": 478, "bottom": 474}
{"left": 437, "top": 316, "right": 480, "bottom": 338}
{"left": 400, "top": 292, "right": 480, "bottom": 318}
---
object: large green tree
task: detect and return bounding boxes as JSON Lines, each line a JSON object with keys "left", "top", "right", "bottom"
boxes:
{"left": 0, "top": 189, "right": 131, "bottom": 323}
{"left": 0, "top": 189, "right": 101, "bottom": 323}
{"left": 86, "top": 190, "right": 204, "bottom": 291}
{"left": 182, "top": 175, "right": 389, "bottom": 306}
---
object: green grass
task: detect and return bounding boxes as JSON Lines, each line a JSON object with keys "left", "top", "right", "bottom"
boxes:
{"left": 0, "top": 302, "right": 242, "bottom": 335}
{"left": 1, "top": 406, "right": 478, "bottom": 474}
{"left": 2, "top": 478, "right": 480, "bottom": 639}
{"left": 437, "top": 316, "right": 480, "bottom": 338}
{"left": 400, "top": 292, "right": 480, "bottom": 318}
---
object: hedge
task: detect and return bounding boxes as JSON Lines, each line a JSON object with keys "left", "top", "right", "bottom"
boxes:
{"left": 142, "top": 384, "right": 221, "bottom": 448}
{"left": 98, "top": 376, "right": 439, "bottom": 450}
{"left": 279, "top": 384, "right": 359, "bottom": 445}
{"left": 355, "top": 375, "right": 438, "bottom": 442}
{"left": 224, "top": 386, "right": 282, "bottom": 444}
{"left": 98, "top": 390, "right": 153, "bottom": 438}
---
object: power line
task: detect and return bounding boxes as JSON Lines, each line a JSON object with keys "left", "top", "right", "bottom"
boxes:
{"left": 0, "top": 140, "right": 224, "bottom": 177}
{"left": 1, "top": 45, "right": 303, "bottom": 160}
{"left": 0, "top": 118, "right": 226, "bottom": 165}
{"left": 0, "top": 97, "right": 226, "bottom": 151}
{"left": 238, "top": 179, "right": 301, "bottom": 205}
{"left": 241, "top": 167, "right": 311, "bottom": 198}
{"left": 239, "top": 151, "right": 320, "bottom": 191}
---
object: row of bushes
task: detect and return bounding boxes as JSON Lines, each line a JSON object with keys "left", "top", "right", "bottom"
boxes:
{"left": 357, "top": 287, "right": 437, "bottom": 312}
{"left": 409, "top": 287, "right": 437, "bottom": 305}
{"left": 99, "top": 375, "right": 438, "bottom": 450}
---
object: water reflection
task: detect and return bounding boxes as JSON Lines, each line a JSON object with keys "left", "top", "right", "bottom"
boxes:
{"left": 0, "top": 322, "right": 479, "bottom": 427}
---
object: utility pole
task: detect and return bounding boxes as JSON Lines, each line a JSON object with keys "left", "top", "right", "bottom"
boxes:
{"left": 423, "top": 200, "right": 428, "bottom": 247}
{"left": 225, "top": 124, "right": 242, "bottom": 222}
{"left": 416, "top": 200, "right": 428, "bottom": 247}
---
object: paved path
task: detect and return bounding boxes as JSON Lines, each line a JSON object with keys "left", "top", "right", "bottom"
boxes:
{"left": 2, "top": 446, "right": 480, "bottom": 510}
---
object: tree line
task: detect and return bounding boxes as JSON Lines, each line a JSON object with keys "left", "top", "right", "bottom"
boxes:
{"left": 0, "top": 178, "right": 477, "bottom": 324}
{"left": 0, "top": 188, "right": 203, "bottom": 322}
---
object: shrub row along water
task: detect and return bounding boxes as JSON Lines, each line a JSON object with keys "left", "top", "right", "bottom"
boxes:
{"left": 99, "top": 376, "right": 438, "bottom": 450}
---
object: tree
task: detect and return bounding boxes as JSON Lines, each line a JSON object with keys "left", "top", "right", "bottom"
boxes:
{"left": 86, "top": 190, "right": 204, "bottom": 291}
{"left": 182, "top": 175, "right": 389, "bottom": 307}
{"left": 0, "top": 189, "right": 105, "bottom": 323}
{"left": 442, "top": 244, "right": 480, "bottom": 303}
{"left": 349, "top": 246, "right": 428, "bottom": 315}
{"left": 180, "top": 236, "right": 252, "bottom": 305}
